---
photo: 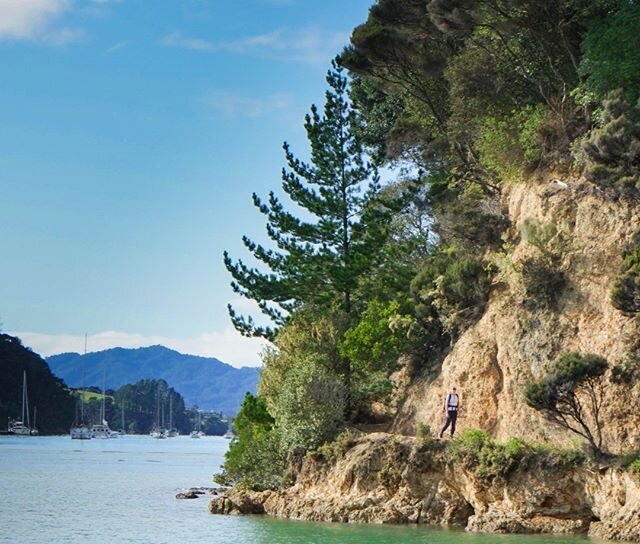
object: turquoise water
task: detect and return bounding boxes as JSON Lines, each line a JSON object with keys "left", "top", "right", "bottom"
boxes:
{"left": 0, "top": 436, "right": 601, "bottom": 544}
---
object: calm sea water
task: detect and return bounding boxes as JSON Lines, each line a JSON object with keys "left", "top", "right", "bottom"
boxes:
{"left": 0, "top": 435, "right": 601, "bottom": 544}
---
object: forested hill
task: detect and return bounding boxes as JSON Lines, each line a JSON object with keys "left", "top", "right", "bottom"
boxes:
{"left": 0, "top": 334, "right": 75, "bottom": 434}
{"left": 47, "top": 345, "right": 259, "bottom": 414}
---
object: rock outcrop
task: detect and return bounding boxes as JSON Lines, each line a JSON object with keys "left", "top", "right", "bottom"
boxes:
{"left": 209, "top": 433, "right": 640, "bottom": 542}
{"left": 394, "top": 178, "right": 640, "bottom": 452}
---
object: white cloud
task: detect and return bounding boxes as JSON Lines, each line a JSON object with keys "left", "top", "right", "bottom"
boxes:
{"left": 161, "top": 26, "right": 348, "bottom": 65}
{"left": 13, "top": 328, "right": 269, "bottom": 368}
{"left": 0, "top": 0, "right": 67, "bottom": 40}
{"left": 203, "top": 90, "right": 292, "bottom": 118}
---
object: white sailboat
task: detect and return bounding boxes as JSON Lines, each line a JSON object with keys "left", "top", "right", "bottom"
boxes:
{"left": 150, "top": 387, "right": 167, "bottom": 439}
{"left": 8, "top": 371, "right": 32, "bottom": 435}
{"left": 71, "top": 335, "right": 92, "bottom": 439}
{"left": 91, "top": 364, "right": 115, "bottom": 439}
{"left": 166, "top": 395, "right": 178, "bottom": 437}
{"left": 190, "top": 410, "right": 204, "bottom": 438}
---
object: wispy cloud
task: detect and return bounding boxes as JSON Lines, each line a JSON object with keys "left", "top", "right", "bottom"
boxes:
{"left": 106, "top": 39, "right": 129, "bottom": 54}
{"left": 202, "top": 90, "right": 292, "bottom": 118}
{"left": 161, "top": 26, "right": 348, "bottom": 65}
{"left": 14, "top": 327, "right": 269, "bottom": 367}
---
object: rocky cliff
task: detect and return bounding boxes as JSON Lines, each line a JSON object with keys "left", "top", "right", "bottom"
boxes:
{"left": 210, "top": 432, "right": 640, "bottom": 542}
{"left": 211, "top": 176, "right": 640, "bottom": 542}
{"left": 394, "top": 176, "right": 640, "bottom": 452}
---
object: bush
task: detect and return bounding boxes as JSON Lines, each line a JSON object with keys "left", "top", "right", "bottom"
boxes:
{"left": 273, "top": 356, "right": 347, "bottom": 451}
{"left": 519, "top": 255, "right": 566, "bottom": 309}
{"left": 518, "top": 220, "right": 566, "bottom": 309}
{"left": 630, "top": 458, "right": 640, "bottom": 474}
{"left": 475, "top": 105, "right": 547, "bottom": 182}
{"left": 447, "top": 429, "right": 527, "bottom": 481}
{"left": 611, "top": 245, "right": 640, "bottom": 315}
{"left": 583, "top": 91, "right": 640, "bottom": 195}
{"left": 214, "top": 393, "right": 286, "bottom": 490}
{"left": 411, "top": 250, "right": 491, "bottom": 339}
{"left": 339, "top": 299, "right": 420, "bottom": 374}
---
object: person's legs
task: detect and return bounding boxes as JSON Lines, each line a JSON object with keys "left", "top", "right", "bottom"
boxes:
{"left": 438, "top": 414, "right": 451, "bottom": 438}
{"left": 449, "top": 410, "right": 458, "bottom": 437}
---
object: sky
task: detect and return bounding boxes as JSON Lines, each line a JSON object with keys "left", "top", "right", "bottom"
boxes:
{"left": 0, "top": 0, "right": 374, "bottom": 367}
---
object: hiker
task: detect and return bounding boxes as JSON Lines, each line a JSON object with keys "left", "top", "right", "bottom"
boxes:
{"left": 437, "top": 387, "right": 460, "bottom": 438}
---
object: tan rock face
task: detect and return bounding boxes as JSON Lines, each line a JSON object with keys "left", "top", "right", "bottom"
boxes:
{"left": 209, "top": 434, "right": 640, "bottom": 542}
{"left": 394, "top": 179, "right": 640, "bottom": 452}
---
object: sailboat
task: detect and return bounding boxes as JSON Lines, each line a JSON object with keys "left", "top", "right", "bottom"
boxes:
{"left": 8, "top": 371, "right": 33, "bottom": 435}
{"left": 150, "top": 387, "right": 167, "bottom": 439}
{"left": 166, "top": 395, "right": 178, "bottom": 437}
{"left": 91, "top": 363, "right": 115, "bottom": 438}
{"left": 71, "top": 335, "right": 92, "bottom": 439}
{"left": 190, "top": 410, "right": 204, "bottom": 438}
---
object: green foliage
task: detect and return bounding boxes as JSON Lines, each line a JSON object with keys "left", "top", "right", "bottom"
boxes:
{"left": 339, "top": 299, "right": 419, "bottom": 374}
{"left": 0, "top": 334, "right": 75, "bottom": 435}
{"left": 111, "top": 379, "right": 190, "bottom": 435}
{"left": 447, "top": 430, "right": 587, "bottom": 480}
{"left": 525, "top": 352, "right": 608, "bottom": 456}
{"left": 583, "top": 91, "right": 640, "bottom": 195}
{"left": 518, "top": 220, "right": 566, "bottom": 309}
{"left": 273, "top": 356, "right": 347, "bottom": 451}
{"left": 411, "top": 250, "right": 490, "bottom": 339}
{"left": 612, "top": 351, "right": 640, "bottom": 384}
{"left": 630, "top": 458, "right": 640, "bottom": 474}
{"left": 447, "top": 430, "right": 528, "bottom": 481}
{"left": 611, "top": 244, "right": 640, "bottom": 315}
{"left": 316, "top": 428, "right": 360, "bottom": 463}
{"left": 416, "top": 422, "right": 432, "bottom": 449}
{"left": 224, "top": 61, "right": 398, "bottom": 340}
{"left": 579, "top": 2, "right": 640, "bottom": 104}
{"left": 475, "top": 106, "right": 547, "bottom": 182}
{"left": 215, "top": 393, "right": 285, "bottom": 490}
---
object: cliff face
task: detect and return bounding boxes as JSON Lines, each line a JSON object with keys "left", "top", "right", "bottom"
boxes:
{"left": 210, "top": 433, "right": 640, "bottom": 542}
{"left": 394, "top": 177, "right": 640, "bottom": 452}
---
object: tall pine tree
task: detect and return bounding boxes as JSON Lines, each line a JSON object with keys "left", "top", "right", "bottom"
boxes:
{"left": 224, "top": 60, "right": 392, "bottom": 340}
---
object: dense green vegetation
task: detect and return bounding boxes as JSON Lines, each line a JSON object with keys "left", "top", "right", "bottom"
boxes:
{"left": 446, "top": 429, "right": 586, "bottom": 482}
{"left": 78, "top": 379, "right": 228, "bottom": 435}
{"left": 219, "top": 0, "right": 640, "bottom": 489}
{"left": 0, "top": 334, "right": 75, "bottom": 434}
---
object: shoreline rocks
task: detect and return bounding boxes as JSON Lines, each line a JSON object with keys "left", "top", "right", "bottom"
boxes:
{"left": 208, "top": 433, "right": 640, "bottom": 542}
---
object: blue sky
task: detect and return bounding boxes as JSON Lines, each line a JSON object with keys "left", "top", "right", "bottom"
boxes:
{"left": 0, "top": 0, "right": 374, "bottom": 366}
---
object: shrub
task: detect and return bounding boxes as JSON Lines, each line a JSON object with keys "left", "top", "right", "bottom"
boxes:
{"left": 518, "top": 220, "right": 567, "bottom": 309}
{"left": 214, "top": 393, "right": 286, "bottom": 490}
{"left": 475, "top": 105, "right": 547, "bottom": 182}
{"left": 446, "top": 429, "right": 527, "bottom": 481}
{"left": 339, "top": 299, "right": 420, "bottom": 374}
{"left": 630, "top": 458, "right": 640, "bottom": 474}
{"left": 416, "top": 422, "right": 432, "bottom": 448}
{"left": 611, "top": 245, "right": 640, "bottom": 315}
{"left": 519, "top": 255, "right": 566, "bottom": 309}
{"left": 411, "top": 250, "right": 490, "bottom": 339}
{"left": 583, "top": 91, "right": 640, "bottom": 195}
{"left": 273, "top": 356, "right": 347, "bottom": 451}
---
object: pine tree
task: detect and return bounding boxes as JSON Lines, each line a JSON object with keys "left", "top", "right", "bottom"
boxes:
{"left": 224, "top": 60, "right": 391, "bottom": 340}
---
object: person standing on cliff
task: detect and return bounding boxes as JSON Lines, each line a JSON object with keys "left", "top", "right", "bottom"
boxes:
{"left": 437, "top": 387, "right": 460, "bottom": 439}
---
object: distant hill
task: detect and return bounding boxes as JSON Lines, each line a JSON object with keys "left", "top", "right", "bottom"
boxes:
{"left": 0, "top": 334, "right": 75, "bottom": 434}
{"left": 47, "top": 345, "right": 260, "bottom": 415}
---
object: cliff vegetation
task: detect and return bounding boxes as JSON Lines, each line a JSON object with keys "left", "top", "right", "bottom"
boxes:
{"left": 217, "top": 0, "right": 640, "bottom": 538}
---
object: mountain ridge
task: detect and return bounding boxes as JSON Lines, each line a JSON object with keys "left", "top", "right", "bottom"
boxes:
{"left": 47, "top": 345, "right": 260, "bottom": 415}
